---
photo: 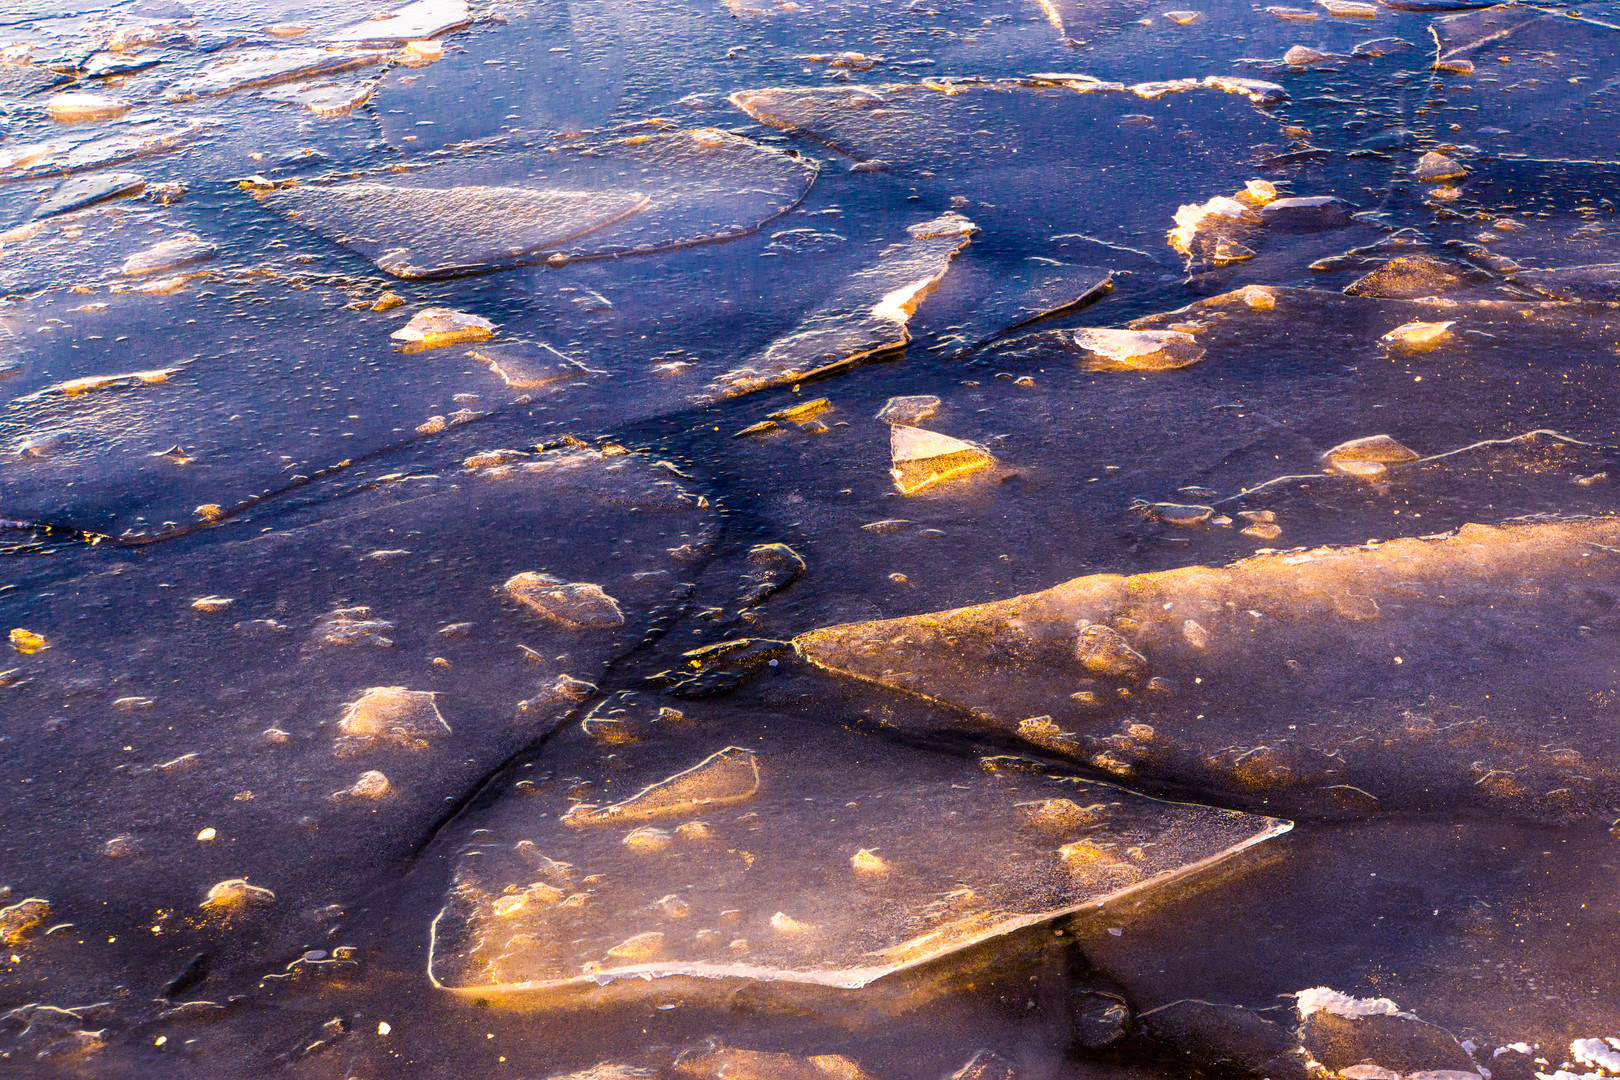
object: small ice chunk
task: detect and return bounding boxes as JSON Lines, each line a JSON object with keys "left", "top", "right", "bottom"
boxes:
{"left": 190, "top": 596, "right": 234, "bottom": 613}
{"left": 1379, "top": 320, "right": 1455, "bottom": 349}
{"left": 1282, "top": 45, "right": 1337, "bottom": 65}
{"left": 46, "top": 92, "right": 130, "bottom": 123}
{"left": 1071, "top": 328, "right": 1204, "bottom": 371}
{"left": 120, "top": 236, "right": 215, "bottom": 277}
{"left": 606, "top": 931, "right": 665, "bottom": 960}
{"left": 333, "top": 770, "right": 392, "bottom": 801}
{"left": 10, "top": 628, "right": 46, "bottom": 654}
{"left": 1266, "top": 6, "right": 1318, "bottom": 20}
{"left": 336, "top": 687, "right": 450, "bottom": 753}
{"left": 502, "top": 573, "right": 625, "bottom": 628}
{"left": 889, "top": 425, "right": 995, "bottom": 495}
{"left": 1413, "top": 151, "right": 1466, "bottom": 182}
{"left": 199, "top": 879, "right": 275, "bottom": 912}
{"left": 876, "top": 395, "right": 941, "bottom": 425}
{"left": 1162, "top": 10, "right": 1200, "bottom": 24}
{"left": 1318, "top": 0, "right": 1377, "bottom": 14}
{"left": 1321, "top": 435, "right": 1419, "bottom": 479}
{"left": 1076, "top": 624, "right": 1148, "bottom": 679}
{"left": 850, "top": 848, "right": 888, "bottom": 873}
{"left": 0, "top": 898, "right": 51, "bottom": 943}
{"left": 391, "top": 307, "right": 495, "bottom": 352}
{"left": 260, "top": 79, "right": 377, "bottom": 117}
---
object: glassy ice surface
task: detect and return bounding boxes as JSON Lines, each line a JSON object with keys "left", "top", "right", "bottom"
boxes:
{"left": 4, "top": 0, "right": 1620, "bottom": 1075}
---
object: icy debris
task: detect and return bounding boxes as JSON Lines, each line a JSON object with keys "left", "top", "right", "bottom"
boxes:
{"left": 391, "top": 307, "right": 495, "bottom": 352}
{"left": 1267, "top": 6, "right": 1318, "bottom": 20}
{"left": 890, "top": 425, "right": 995, "bottom": 495}
{"left": 1345, "top": 255, "right": 1471, "bottom": 299}
{"left": 1571, "top": 1041, "right": 1620, "bottom": 1074}
{"left": 1168, "top": 189, "right": 1264, "bottom": 268}
{"left": 1414, "top": 152, "right": 1466, "bottom": 183}
{"left": 259, "top": 184, "right": 650, "bottom": 278}
{"left": 199, "top": 879, "right": 275, "bottom": 912}
{"left": 120, "top": 236, "right": 214, "bottom": 277}
{"left": 469, "top": 343, "right": 600, "bottom": 390}
{"left": 503, "top": 573, "right": 625, "bottom": 628}
{"left": 1163, "top": 10, "right": 1201, "bottom": 23}
{"left": 336, "top": 687, "right": 449, "bottom": 754}
{"left": 1261, "top": 196, "right": 1355, "bottom": 233}
{"left": 0, "top": 898, "right": 51, "bottom": 943}
{"left": 1321, "top": 435, "right": 1419, "bottom": 479}
{"left": 1379, "top": 320, "right": 1455, "bottom": 350}
{"left": 166, "top": 48, "right": 389, "bottom": 100}
{"left": 313, "top": 606, "right": 395, "bottom": 647}
{"left": 1319, "top": 0, "right": 1377, "bottom": 13}
{"left": 333, "top": 770, "right": 393, "bottom": 801}
{"left": 45, "top": 92, "right": 129, "bottom": 123}
{"left": 708, "top": 216, "right": 973, "bottom": 400}
{"left": 326, "top": 0, "right": 473, "bottom": 45}
{"left": 430, "top": 735, "right": 1286, "bottom": 991}
{"left": 1071, "top": 328, "right": 1204, "bottom": 372}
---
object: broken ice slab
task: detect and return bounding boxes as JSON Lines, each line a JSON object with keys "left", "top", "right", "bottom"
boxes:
{"left": 256, "top": 128, "right": 815, "bottom": 276}
{"left": 1320, "top": 434, "right": 1419, "bottom": 479}
{"left": 728, "top": 81, "right": 1288, "bottom": 252}
{"left": 704, "top": 214, "right": 976, "bottom": 401}
{"left": 164, "top": 47, "right": 390, "bottom": 100}
{"left": 325, "top": 0, "right": 472, "bottom": 45}
{"left": 796, "top": 515, "right": 1620, "bottom": 812}
{"left": 1509, "top": 264, "right": 1620, "bottom": 303}
{"left": 427, "top": 722, "right": 1287, "bottom": 994}
{"left": 890, "top": 426, "right": 996, "bottom": 495}
{"left": 0, "top": 440, "right": 716, "bottom": 1014}
{"left": 31, "top": 172, "right": 145, "bottom": 218}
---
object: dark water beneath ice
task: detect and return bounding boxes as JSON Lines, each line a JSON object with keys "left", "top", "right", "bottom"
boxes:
{"left": 3, "top": 0, "right": 1620, "bottom": 1076}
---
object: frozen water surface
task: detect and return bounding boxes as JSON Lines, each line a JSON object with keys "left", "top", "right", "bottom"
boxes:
{"left": 4, "top": 0, "right": 1620, "bottom": 1073}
